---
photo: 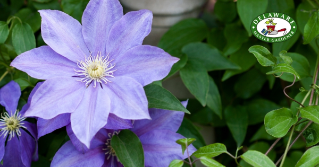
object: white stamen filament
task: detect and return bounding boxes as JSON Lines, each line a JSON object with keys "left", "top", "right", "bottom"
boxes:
{"left": 0, "top": 110, "right": 26, "bottom": 140}
{"left": 103, "top": 131, "right": 119, "bottom": 161}
{"left": 75, "top": 52, "right": 116, "bottom": 87}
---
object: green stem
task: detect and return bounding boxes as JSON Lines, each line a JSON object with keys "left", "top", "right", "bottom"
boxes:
{"left": 279, "top": 125, "right": 295, "bottom": 167}
{"left": 0, "top": 71, "right": 8, "bottom": 83}
{"left": 235, "top": 158, "right": 242, "bottom": 167}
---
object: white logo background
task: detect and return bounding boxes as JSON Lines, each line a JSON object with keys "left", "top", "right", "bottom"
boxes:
{"left": 256, "top": 18, "right": 292, "bottom": 38}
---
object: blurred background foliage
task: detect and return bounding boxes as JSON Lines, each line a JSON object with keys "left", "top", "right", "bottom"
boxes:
{"left": 0, "top": 0, "right": 318, "bottom": 166}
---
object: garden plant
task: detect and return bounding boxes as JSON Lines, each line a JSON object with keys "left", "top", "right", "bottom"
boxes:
{"left": 1, "top": 0, "right": 319, "bottom": 167}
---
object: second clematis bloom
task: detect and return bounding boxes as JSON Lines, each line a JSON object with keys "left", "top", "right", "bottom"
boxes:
{"left": 11, "top": 0, "right": 178, "bottom": 148}
{"left": 0, "top": 81, "right": 38, "bottom": 167}
{"left": 51, "top": 101, "right": 196, "bottom": 167}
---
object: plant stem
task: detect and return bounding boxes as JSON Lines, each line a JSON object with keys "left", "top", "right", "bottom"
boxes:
{"left": 277, "top": 53, "right": 319, "bottom": 166}
{"left": 265, "top": 138, "right": 281, "bottom": 156}
{"left": 265, "top": 90, "right": 311, "bottom": 157}
{"left": 309, "top": 55, "right": 319, "bottom": 105}
{"left": 276, "top": 121, "right": 313, "bottom": 166}
{"left": 279, "top": 125, "right": 295, "bottom": 167}
{"left": 0, "top": 71, "right": 8, "bottom": 83}
{"left": 186, "top": 143, "right": 192, "bottom": 167}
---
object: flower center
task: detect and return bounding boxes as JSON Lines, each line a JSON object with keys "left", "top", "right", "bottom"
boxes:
{"left": 103, "top": 131, "right": 119, "bottom": 161}
{"left": 74, "top": 53, "right": 116, "bottom": 88}
{"left": 0, "top": 110, "right": 26, "bottom": 140}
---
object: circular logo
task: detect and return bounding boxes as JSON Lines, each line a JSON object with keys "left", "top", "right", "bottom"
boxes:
{"left": 251, "top": 13, "right": 297, "bottom": 43}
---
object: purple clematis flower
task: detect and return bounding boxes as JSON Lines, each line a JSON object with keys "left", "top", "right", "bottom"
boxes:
{"left": 0, "top": 81, "right": 38, "bottom": 167}
{"left": 25, "top": 82, "right": 132, "bottom": 154}
{"left": 51, "top": 101, "right": 196, "bottom": 167}
{"left": 11, "top": 0, "right": 178, "bottom": 148}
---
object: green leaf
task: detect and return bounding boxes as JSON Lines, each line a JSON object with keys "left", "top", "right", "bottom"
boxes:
{"left": 207, "top": 28, "right": 226, "bottom": 51}
{"left": 241, "top": 150, "right": 276, "bottom": 167}
{"left": 272, "top": 31, "right": 300, "bottom": 57}
{"left": 190, "top": 107, "right": 226, "bottom": 127}
{"left": 46, "top": 131, "right": 67, "bottom": 160}
{"left": 33, "top": 0, "right": 52, "bottom": 2}
{"left": 176, "top": 138, "right": 196, "bottom": 154}
{"left": 180, "top": 61, "right": 209, "bottom": 106}
{"left": 291, "top": 91, "right": 310, "bottom": 115}
{"left": 33, "top": 0, "right": 62, "bottom": 10}
{"left": 144, "top": 84, "right": 190, "bottom": 113}
{"left": 223, "top": 23, "right": 249, "bottom": 56}
{"left": 158, "top": 18, "right": 209, "bottom": 55}
{"left": 295, "top": 146, "right": 319, "bottom": 167}
{"left": 248, "top": 45, "right": 277, "bottom": 67}
{"left": 266, "top": 0, "right": 295, "bottom": 17}
{"left": 31, "top": 155, "right": 51, "bottom": 167}
{"left": 279, "top": 51, "right": 293, "bottom": 64}
{"left": 111, "top": 130, "right": 144, "bottom": 167}
{"left": 199, "top": 156, "right": 225, "bottom": 167}
{"left": 303, "top": 11, "right": 319, "bottom": 44}
{"left": 12, "top": 22, "right": 36, "bottom": 55}
{"left": 282, "top": 151, "right": 303, "bottom": 167}
{"left": 165, "top": 53, "right": 188, "bottom": 79}
{"left": 182, "top": 42, "right": 240, "bottom": 71}
{"left": 61, "top": 0, "right": 89, "bottom": 21}
{"left": 14, "top": 8, "right": 41, "bottom": 32}
{"left": 207, "top": 77, "right": 222, "bottom": 119}
{"left": 0, "top": 21, "right": 9, "bottom": 44}
{"left": 239, "top": 142, "right": 276, "bottom": 167}
{"left": 214, "top": 0, "right": 237, "bottom": 23}
{"left": 237, "top": 0, "right": 268, "bottom": 36}
{"left": 222, "top": 41, "right": 257, "bottom": 81}
{"left": 279, "top": 53, "right": 310, "bottom": 82}
{"left": 177, "top": 118, "right": 206, "bottom": 149}
{"left": 192, "top": 143, "right": 227, "bottom": 158}
{"left": 300, "top": 105, "right": 319, "bottom": 124}
{"left": 169, "top": 160, "right": 184, "bottom": 167}
{"left": 234, "top": 68, "right": 267, "bottom": 99}
{"left": 247, "top": 98, "right": 280, "bottom": 125}
{"left": 13, "top": 78, "right": 31, "bottom": 91}
{"left": 302, "top": 123, "right": 319, "bottom": 147}
{"left": 225, "top": 106, "right": 248, "bottom": 146}
{"left": 250, "top": 125, "right": 276, "bottom": 142}
{"left": 264, "top": 108, "right": 298, "bottom": 138}
{"left": 266, "top": 63, "right": 300, "bottom": 80}
{"left": 296, "top": 1, "right": 312, "bottom": 35}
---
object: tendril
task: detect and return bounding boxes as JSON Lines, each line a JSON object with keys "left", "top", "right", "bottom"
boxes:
{"left": 272, "top": 72, "right": 284, "bottom": 78}
{"left": 283, "top": 75, "right": 305, "bottom": 107}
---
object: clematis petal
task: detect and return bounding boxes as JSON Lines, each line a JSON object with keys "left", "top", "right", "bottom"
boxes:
{"left": 11, "top": 46, "right": 77, "bottom": 80}
{"left": 37, "top": 113, "right": 70, "bottom": 139}
{"left": 139, "top": 130, "right": 196, "bottom": 167}
{"left": 3, "top": 136, "right": 23, "bottom": 167}
{"left": 66, "top": 124, "right": 89, "bottom": 153}
{"left": 25, "top": 77, "right": 85, "bottom": 119}
{"left": 82, "top": 0, "right": 123, "bottom": 56}
{"left": 105, "top": 76, "right": 150, "bottom": 120}
{"left": 131, "top": 108, "right": 185, "bottom": 137}
{"left": 0, "top": 81, "right": 20, "bottom": 113}
{"left": 106, "top": 9, "right": 152, "bottom": 59}
{"left": 102, "top": 156, "right": 123, "bottom": 167}
{"left": 39, "top": 10, "right": 89, "bottom": 62}
{"left": 51, "top": 141, "right": 105, "bottom": 167}
{"left": 22, "top": 121, "right": 37, "bottom": 140}
{"left": 20, "top": 82, "right": 43, "bottom": 116}
{"left": 20, "top": 130, "right": 36, "bottom": 167}
{"left": 115, "top": 45, "right": 179, "bottom": 86}
{"left": 66, "top": 125, "right": 110, "bottom": 153}
{"left": 105, "top": 114, "right": 133, "bottom": 130}
{"left": 70, "top": 85, "right": 111, "bottom": 148}
{"left": 0, "top": 134, "right": 6, "bottom": 161}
